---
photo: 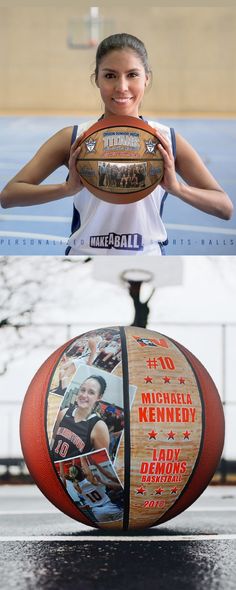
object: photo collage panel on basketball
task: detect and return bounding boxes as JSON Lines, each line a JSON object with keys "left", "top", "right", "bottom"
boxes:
{"left": 46, "top": 327, "right": 136, "bottom": 527}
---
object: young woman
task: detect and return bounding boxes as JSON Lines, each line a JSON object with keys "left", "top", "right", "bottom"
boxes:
{"left": 1, "top": 33, "right": 233, "bottom": 255}
{"left": 50, "top": 375, "right": 109, "bottom": 460}
{"left": 65, "top": 460, "right": 123, "bottom": 523}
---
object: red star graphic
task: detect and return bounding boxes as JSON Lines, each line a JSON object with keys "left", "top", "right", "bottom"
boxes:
{"left": 144, "top": 376, "right": 153, "bottom": 384}
{"left": 148, "top": 430, "right": 158, "bottom": 440}
{"left": 183, "top": 430, "right": 191, "bottom": 439}
{"left": 163, "top": 376, "right": 171, "bottom": 383}
{"left": 167, "top": 430, "right": 176, "bottom": 440}
{"left": 178, "top": 377, "right": 185, "bottom": 384}
{"left": 171, "top": 487, "right": 178, "bottom": 494}
{"left": 136, "top": 486, "right": 146, "bottom": 495}
{"left": 155, "top": 487, "right": 164, "bottom": 495}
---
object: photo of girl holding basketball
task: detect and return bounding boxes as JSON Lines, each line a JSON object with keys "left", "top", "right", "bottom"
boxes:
{"left": 0, "top": 33, "right": 233, "bottom": 255}
{"left": 50, "top": 375, "right": 109, "bottom": 461}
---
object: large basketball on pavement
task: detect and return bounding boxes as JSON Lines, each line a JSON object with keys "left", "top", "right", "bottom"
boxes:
{"left": 76, "top": 116, "right": 164, "bottom": 204}
{"left": 20, "top": 326, "right": 224, "bottom": 530}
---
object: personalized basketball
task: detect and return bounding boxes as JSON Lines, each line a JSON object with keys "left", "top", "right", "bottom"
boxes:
{"left": 76, "top": 116, "right": 164, "bottom": 204}
{"left": 20, "top": 326, "right": 224, "bottom": 530}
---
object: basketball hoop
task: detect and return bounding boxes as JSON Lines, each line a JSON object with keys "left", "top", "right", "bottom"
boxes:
{"left": 92, "top": 257, "right": 183, "bottom": 328}
{"left": 120, "top": 269, "right": 154, "bottom": 285}
{"left": 67, "top": 7, "right": 113, "bottom": 50}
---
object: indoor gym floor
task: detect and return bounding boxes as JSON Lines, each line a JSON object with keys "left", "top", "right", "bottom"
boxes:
{"left": 0, "top": 485, "right": 235, "bottom": 590}
{"left": 0, "top": 116, "right": 235, "bottom": 255}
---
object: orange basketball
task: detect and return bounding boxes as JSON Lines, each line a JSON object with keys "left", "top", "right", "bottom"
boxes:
{"left": 76, "top": 116, "right": 164, "bottom": 204}
{"left": 20, "top": 326, "right": 224, "bottom": 530}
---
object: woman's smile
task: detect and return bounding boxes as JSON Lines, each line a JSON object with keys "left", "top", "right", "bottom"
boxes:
{"left": 96, "top": 49, "right": 149, "bottom": 118}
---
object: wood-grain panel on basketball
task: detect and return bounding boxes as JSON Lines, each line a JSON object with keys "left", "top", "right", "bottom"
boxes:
{"left": 124, "top": 326, "right": 202, "bottom": 529}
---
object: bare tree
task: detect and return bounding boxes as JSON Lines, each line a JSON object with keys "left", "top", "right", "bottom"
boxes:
{"left": 0, "top": 257, "right": 90, "bottom": 375}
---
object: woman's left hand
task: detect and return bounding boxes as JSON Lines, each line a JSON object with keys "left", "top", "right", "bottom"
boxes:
{"left": 153, "top": 129, "right": 233, "bottom": 220}
{"left": 154, "top": 129, "right": 180, "bottom": 195}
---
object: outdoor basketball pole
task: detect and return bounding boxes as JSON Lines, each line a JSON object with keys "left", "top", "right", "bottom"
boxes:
{"left": 129, "top": 282, "right": 155, "bottom": 328}
{"left": 93, "top": 258, "right": 183, "bottom": 329}
{"left": 121, "top": 270, "right": 155, "bottom": 328}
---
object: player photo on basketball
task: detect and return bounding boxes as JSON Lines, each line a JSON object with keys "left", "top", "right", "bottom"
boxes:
{"left": 47, "top": 362, "right": 136, "bottom": 465}
{"left": 92, "top": 330, "right": 121, "bottom": 372}
{"left": 48, "top": 327, "right": 122, "bottom": 398}
{"left": 55, "top": 449, "right": 124, "bottom": 525}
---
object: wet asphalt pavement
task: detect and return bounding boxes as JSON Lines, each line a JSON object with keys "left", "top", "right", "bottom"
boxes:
{"left": 0, "top": 486, "right": 236, "bottom": 590}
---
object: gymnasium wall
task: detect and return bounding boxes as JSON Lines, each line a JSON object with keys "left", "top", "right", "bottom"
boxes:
{"left": 0, "top": 2, "right": 236, "bottom": 114}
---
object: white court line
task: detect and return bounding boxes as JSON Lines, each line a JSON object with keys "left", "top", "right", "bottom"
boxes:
{"left": 0, "top": 534, "right": 236, "bottom": 542}
{"left": 1, "top": 507, "right": 236, "bottom": 515}
{"left": 0, "top": 214, "right": 71, "bottom": 223}
{"left": 166, "top": 223, "right": 236, "bottom": 236}
{"left": 0, "top": 230, "right": 67, "bottom": 242}
{"left": 0, "top": 510, "right": 58, "bottom": 515}
{"left": 0, "top": 215, "right": 236, "bottom": 236}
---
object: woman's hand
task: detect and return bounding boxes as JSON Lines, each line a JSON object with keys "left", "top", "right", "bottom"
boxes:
{"left": 153, "top": 129, "right": 233, "bottom": 219}
{"left": 154, "top": 129, "right": 180, "bottom": 195}
{"left": 0, "top": 126, "right": 85, "bottom": 208}
{"left": 65, "top": 134, "right": 85, "bottom": 196}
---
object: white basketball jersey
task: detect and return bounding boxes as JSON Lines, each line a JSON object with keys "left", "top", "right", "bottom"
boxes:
{"left": 72, "top": 335, "right": 103, "bottom": 366}
{"left": 103, "top": 341, "right": 120, "bottom": 354}
{"left": 66, "top": 118, "right": 175, "bottom": 256}
{"left": 79, "top": 478, "right": 110, "bottom": 507}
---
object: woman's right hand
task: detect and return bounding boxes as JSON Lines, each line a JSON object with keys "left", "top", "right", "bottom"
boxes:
{"left": 65, "top": 133, "right": 85, "bottom": 196}
{"left": 0, "top": 126, "right": 86, "bottom": 208}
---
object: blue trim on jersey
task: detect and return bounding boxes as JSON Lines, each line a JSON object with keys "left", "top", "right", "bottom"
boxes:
{"left": 65, "top": 206, "right": 82, "bottom": 255}
{"left": 70, "top": 205, "right": 81, "bottom": 234}
{"left": 170, "top": 127, "right": 176, "bottom": 159}
{"left": 65, "top": 125, "right": 78, "bottom": 182}
{"left": 65, "top": 125, "right": 79, "bottom": 254}
{"left": 160, "top": 128, "right": 176, "bottom": 220}
{"left": 71, "top": 124, "right": 78, "bottom": 144}
{"left": 160, "top": 191, "right": 168, "bottom": 219}
{"left": 159, "top": 243, "right": 166, "bottom": 254}
{"left": 158, "top": 126, "right": 176, "bottom": 248}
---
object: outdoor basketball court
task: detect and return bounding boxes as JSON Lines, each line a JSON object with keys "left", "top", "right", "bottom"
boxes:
{"left": 0, "top": 257, "right": 235, "bottom": 589}
{"left": 0, "top": 116, "right": 236, "bottom": 255}
{"left": 0, "top": 485, "right": 235, "bottom": 589}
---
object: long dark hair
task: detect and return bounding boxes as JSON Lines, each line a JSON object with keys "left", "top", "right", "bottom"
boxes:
{"left": 94, "top": 33, "right": 151, "bottom": 80}
{"left": 83, "top": 375, "right": 107, "bottom": 398}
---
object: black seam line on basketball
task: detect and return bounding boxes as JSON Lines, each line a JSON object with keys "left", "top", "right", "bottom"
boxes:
{"left": 120, "top": 326, "right": 131, "bottom": 531}
{"left": 44, "top": 338, "right": 100, "bottom": 530}
{"left": 78, "top": 158, "right": 163, "bottom": 162}
{"left": 79, "top": 177, "right": 162, "bottom": 194}
{"left": 87, "top": 123, "right": 157, "bottom": 132}
{"left": 151, "top": 334, "right": 206, "bottom": 528}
